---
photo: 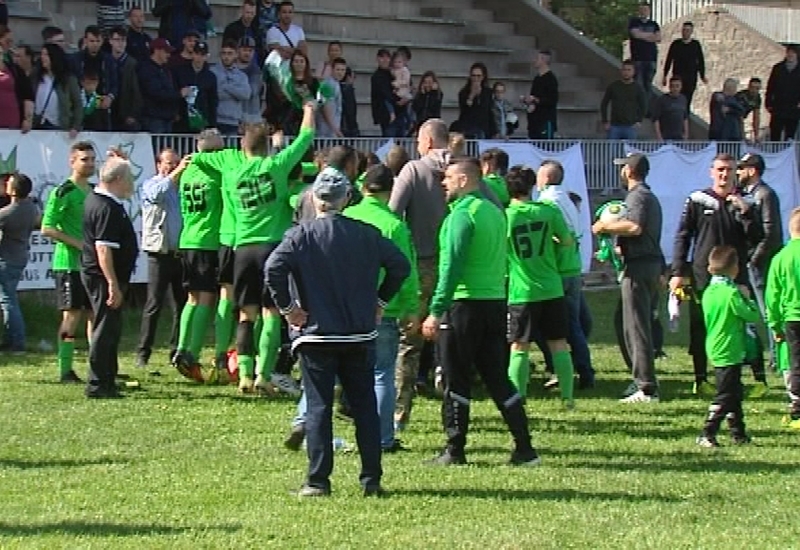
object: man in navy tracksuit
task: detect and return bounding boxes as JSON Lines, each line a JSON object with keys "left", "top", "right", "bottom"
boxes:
{"left": 265, "top": 169, "right": 410, "bottom": 498}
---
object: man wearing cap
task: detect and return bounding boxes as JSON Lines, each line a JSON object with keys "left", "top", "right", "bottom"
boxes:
{"left": 137, "top": 37, "right": 192, "bottom": 133}
{"left": 169, "top": 29, "right": 201, "bottom": 69}
{"left": 223, "top": 0, "right": 264, "bottom": 64}
{"left": 592, "top": 153, "right": 664, "bottom": 403}
{"left": 235, "top": 36, "right": 264, "bottom": 124}
{"left": 738, "top": 153, "right": 783, "bottom": 372}
{"left": 211, "top": 39, "right": 251, "bottom": 136}
{"left": 265, "top": 163, "right": 410, "bottom": 497}
{"left": 766, "top": 45, "right": 800, "bottom": 141}
{"left": 345, "top": 164, "right": 419, "bottom": 453}
{"left": 174, "top": 40, "right": 218, "bottom": 132}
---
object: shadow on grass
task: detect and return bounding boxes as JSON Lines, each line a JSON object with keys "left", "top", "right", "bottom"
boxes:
{"left": 563, "top": 455, "right": 799, "bottom": 475}
{"left": 393, "top": 487, "right": 686, "bottom": 503}
{"left": 0, "top": 520, "right": 240, "bottom": 537}
{"left": 0, "top": 457, "right": 128, "bottom": 469}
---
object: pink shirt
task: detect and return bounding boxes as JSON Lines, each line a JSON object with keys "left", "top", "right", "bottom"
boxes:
{"left": 0, "top": 68, "right": 20, "bottom": 129}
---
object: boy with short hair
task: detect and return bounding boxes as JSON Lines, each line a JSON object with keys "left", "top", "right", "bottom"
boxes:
{"left": 697, "top": 245, "right": 760, "bottom": 447}
{"left": 765, "top": 207, "right": 800, "bottom": 430}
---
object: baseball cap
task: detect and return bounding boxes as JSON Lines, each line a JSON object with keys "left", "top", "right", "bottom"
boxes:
{"left": 312, "top": 167, "right": 350, "bottom": 202}
{"left": 194, "top": 41, "right": 209, "bottom": 55}
{"left": 184, "top": 29, "right": 202, "bottom": 39}
{"left": 613, "top": 152, "right": 650, "bottom": 177}
{"left": 737, "top": 152, "right": 765, "bottom": 174}
{"left": 238, "top": 36, "right": 256, "bottom": 49}
{"left": 363, "top": 164, "right": 394, "bottom": 194}
{"left": 150, "top": 37, "right": 174, "bottom": 53}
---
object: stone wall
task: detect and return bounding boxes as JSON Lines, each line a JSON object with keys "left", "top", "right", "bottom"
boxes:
{"left": 657, "top": 7, "right": 785, "bottom": 139}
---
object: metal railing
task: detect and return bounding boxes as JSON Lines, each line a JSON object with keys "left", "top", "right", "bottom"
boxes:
{"left": 149, "top": 134, "right": 799, "bottom": 192}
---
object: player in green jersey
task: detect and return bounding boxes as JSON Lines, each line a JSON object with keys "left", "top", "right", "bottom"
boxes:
{"left": 505, "top": 166, "right": 576, "bottom": 405}
{"left": 228, "top": 103, "right": 315, "bottom": 394}
{"left": 41, "top": 142, "right": 96, "bottom": 383}
{"left": 480, "top": 148, "right": 510, "bottom": 207}
{"left": 174, "top": 129, "right": 226, "bottom": 379}
{"left": 421, "top": 157, "right": 538, "bottom": 467}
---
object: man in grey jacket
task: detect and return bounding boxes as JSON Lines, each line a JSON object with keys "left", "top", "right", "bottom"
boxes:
{"left": 388, "top": 117, "right": 449, "bottom": 431}
{"left": 236, "top": 36, "right": 263, "bottom": 124}
{"left": 210, "top": 39, "right": 252, "bottom": 135}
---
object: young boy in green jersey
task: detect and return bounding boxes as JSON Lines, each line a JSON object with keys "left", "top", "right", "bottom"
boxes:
{"left": 697, "top": 245, "right": 760, "bottom": 447}
{"left": 505, "top": 166, "right": 576, "bottom": 406}
{"left": 480, "top": 147, "right": 510, "bottom": 207}
{"left": 765, "top": 207, "right": 800, "bottom": 430}
{"left": 41, "top": 142, "right": 96, "bottom": 383}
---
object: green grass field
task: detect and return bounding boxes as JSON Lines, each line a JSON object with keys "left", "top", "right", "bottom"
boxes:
{"left": 0, "top": 290, "right": 797, "bottom": 549}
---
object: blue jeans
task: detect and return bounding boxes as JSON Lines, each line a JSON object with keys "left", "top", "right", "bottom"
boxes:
{"left": 217, "top": 123, "right": 240, "bottom": 136}
{"left": 141, "top": 117, "right": 173, "bottom": 134}
{"left": 563, "top": 276, "right": 594, "bottom": 383}
{"left": 607, "top": 125, "right": 638, "bottom": 140}
{"left": 634, "top": 60, "right": 655, "bottom": 96}
{"left": 375, "top": 318, "right": 400, "bottom": 448}
{"left": 0, "top": 260, "right": 26, "bottom": 349}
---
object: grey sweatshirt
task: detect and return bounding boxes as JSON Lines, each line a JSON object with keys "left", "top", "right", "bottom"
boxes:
{"left": 210, "top": 63, "right": 252, "bottom": 126}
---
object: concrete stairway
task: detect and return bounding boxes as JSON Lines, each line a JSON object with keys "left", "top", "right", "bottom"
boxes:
{"left": 10, "top": 0, "right": 616, "bottom": 137}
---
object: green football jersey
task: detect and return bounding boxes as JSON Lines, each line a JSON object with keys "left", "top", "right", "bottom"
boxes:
{"left": 702, "top": 275, "right": 760, "bottom": 367}
{"left": 41, "top": 179, "right": 89, "bottom": 272}
{"left": 232, "top": 128, "right": 315, "bottom": 247}
{"left": 179, "top": 162, "right": 223, "bottom": 250}
{"left": 483, "top": 173, "right": 510, "bottom": 207}
{"left": 190, "top": 149, "right": 246, "bottom": 247}
{"left": 506, "top": 199, "right": 572, "bottom": 304}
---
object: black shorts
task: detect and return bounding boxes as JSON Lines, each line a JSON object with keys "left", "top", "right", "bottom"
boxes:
{"left": 182, "top": 249, "right": 219, "bottom": 293}
{"left": 508, "top": 297, "right": 569, "bottom": 343}
{"left": 55, "top": 271, "right": 91, "bottom": 311}
{"left": 233, "top": 242, "right": 279, "bottom": 309}
{"left": 217, "top": 245, "right": 235, "bottom": 286}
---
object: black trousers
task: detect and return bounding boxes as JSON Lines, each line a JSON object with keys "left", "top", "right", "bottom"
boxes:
{"left": 439, "top": 300, "right": 532, "bottom": 454}
{"left": 786, "top": 321, "right": 800, "bottom": 418}
{"left": 274, "top": 317, "right": 293, "bottom": 376}
{"left": 679, "top": 77, "right": 697, "bottom": 112}
{"left": 619, "top": 264, "right": 662, "bottom": 394}
{"left": 702, "top": 365, "right": 746, "bottom": 438}
{"left": 298, "top": 342, "right": 381, "bottom": 491}
{"left": 81, "top": 274, "right": 124, "bottom": 396}
{"left": 769, "top": 115, "right": 800, "bottom": 141}
{"left": 137, "top": 252, "right": 186, "bottom": 362}
{"left": 614, "top": 296, "right": 664, "bottom": 372}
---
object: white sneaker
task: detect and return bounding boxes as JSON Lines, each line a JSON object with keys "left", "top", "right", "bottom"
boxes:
{"left": 619, "top": 390, "right": 659, "bottom": 403}
{"left": 620, "top": 382, "right": 638, "bottom": 398}
{"left": 271, "top": 373, "right": 301, "bottom": 397}
{"left": 434, "top": 366, "right": 444, "bottom": 393}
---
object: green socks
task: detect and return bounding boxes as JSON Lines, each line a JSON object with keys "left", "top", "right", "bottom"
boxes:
{"left": 254, "top": 316, "right": 264, "bottom": 349}
{"left": 238, "top": 355, "right": 255, "bottom": 378}
{"left": 177, "top": 302, "right": 196, "bottom": 352}
{"left": 256, "top": 314, "right": 281, "bottom": 378}
{"left": 215, "top": 298, "right": 234, "bottom": 357}
{"left": 189, "top": 305, "right": 212, "bottom": 359}
{"left": 508, "top": 350, "right": 530, "bottom": 397}
{"left": 553, "top": 349, "right": 575, "bottom": 403}
{"left": 58, "top": 338, "right": 75, "bottom": 376}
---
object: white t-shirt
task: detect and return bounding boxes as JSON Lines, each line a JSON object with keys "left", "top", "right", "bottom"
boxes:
{"left": 266, "top": 24, "right": 306, "bottom": 49}
{"left": 35, "top": 76, "right": 61, "bottom": 127}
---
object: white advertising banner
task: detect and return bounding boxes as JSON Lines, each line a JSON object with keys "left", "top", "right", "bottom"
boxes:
{"left": 0, "top": 130, "right": 156, "bottom": 290}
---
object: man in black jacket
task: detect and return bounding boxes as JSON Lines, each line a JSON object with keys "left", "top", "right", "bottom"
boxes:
{"left": 523, "top": 50, "right": 558, "bottom": 139}
{"left": 223, "top": 0, "right": 263, "bottom": 64}
{"left": 661, "top": 21, "right": 707, "bottom": 110}
{"left": 670, "top": 153, "right": 764, "bottom": 395}
{"left": 370, "top": 48, "right": 397, "bottom": 137}
{"left": 125, "top": 6, "right": 152, "bottom": 63}
{"left": 69, "top": 25, "right": 119, "bottom": 130}
{"left": 766, "top": 45, "right": 800, "bottom": 141}
{"left": 266, "top": 168, "right": 411, "bottom": 498}
{"left": 173, "top": 40, "right": 218, "bottom": 132}
{"left": 137, "top": 38, "right": 191, "bottom": 133}
{"left": 738, "top": 153, "right": 783, "bottom": 371}
{"left": 108, "top": 26, "right": 144, "bottom": 132}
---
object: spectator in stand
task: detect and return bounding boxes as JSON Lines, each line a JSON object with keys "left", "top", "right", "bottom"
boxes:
{"left": 736, "top": 77, "right": 763, "bottom": 141}
{"left": 266, "top": 1, "right": 307, "bottom": 59}
{"left": 316, "top": 41, "right": 342, "bottom": 80}
{"left": 371, "top": 48, "right": 397, "bottom": 137}
{"left": 273, "top": 48, "right": 317, "bottom": 135}
{"left": 169, "top": 29, "right": 199, "bottom": 69}
{"left": 765, "top": 45, "right": 800, "bottom": 141}
{"left": 340, "top": 67, "right": 359, "bottom": 137}
{"left": 153, "top": 0, "right": 211, "bottom": 48}
{"left": 258, "top": 0, "right": 279, "bottom": 42}
{"left": 210, "top": 39, "right": 250, "bottom": 136}
{"left": 97, "top": 0, "right": 125, "bottom": 38}
{"left": 0, "top": 173, "right": 39, "bottom": 354}
{"left": 0, "top": 1, "right": 6, "bottom": 27}
{"left": 69, "top": 25, "right": 118, "bottom": 129}
{"left": 652, "top": 75, "right": 688, "bottom": 142}
{"left": 126, "top": 6, "right": 152, "bottom": 63}
{"left": 13, "top": 45, "right": 34, "bottom": 78}
{"left": 456, "top": 62, "right": 496, "bottom": 139}
{"left": 30, "top": 43, "right": 82, "bottom": 136}
{"left": 42, "top": 26, "right": 67, "bottom": 49}
{"left": 138, "top": 37, "right": 190, "bottom": 133}
{"left": 0, "top": 26, "right": 33, "bottom": 132}
{"left": 0, "top": 21, "right": 12, "bottom": 61}
{"left": 492, "top": 81, "right": 517, "bottom": 139}
{"left": 412, "top": 71, "right": 442, "bottom": 131}
{"left": 108, "top": 26, "right": 143, "bottom": 132}
{"left": 317, "top": 57, "right": 345, "bottom": 138}
{"left": 223, "top": 0, "right": 263, "bottom": 65}
{"left": 662, "top": 21, "right": 707, "bottom": 111}
{"left": 80, "top": 70, "right": 108, "bottom": 131}
{"left": 523, "top": 50, "right": 558, "bottom": 139}
{"left": 235, "top": 36, "right": 263, "bottom": 124}
{"left": 709, "top": 78, "right": 746, "bottom": 141}
{"left": 174, "top": 40, "right": 217, "bottom": 132}
{"left": 600, "top": 59, "right": 647, "bottom": 140}
{"left": 628, "top": 1, "right": 661, "bottom": 96}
